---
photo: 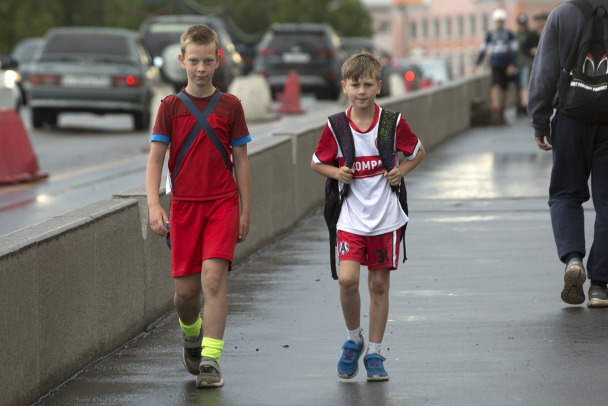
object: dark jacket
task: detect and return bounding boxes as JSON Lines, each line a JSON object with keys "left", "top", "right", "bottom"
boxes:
{"left": 528, "top": 0, "right": 608, "bottom": 137}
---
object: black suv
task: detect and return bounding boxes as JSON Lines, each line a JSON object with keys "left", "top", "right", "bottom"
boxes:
{"left": 137, "top": 15, "right": 243, "bottom": 92}
{"left": 253, "top": 23, "right": 346, "bottom": 100}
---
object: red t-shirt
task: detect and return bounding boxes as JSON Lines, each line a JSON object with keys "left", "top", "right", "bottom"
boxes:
{"left": 152, "top": 88, "right": 251, "bottom": 201}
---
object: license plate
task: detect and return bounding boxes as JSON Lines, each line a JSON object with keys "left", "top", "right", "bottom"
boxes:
{"left": 282, "top": 52, "right": 311, "bottom": 63}
{"left": 62, "top": 75, "right": 110, "bottom": 87}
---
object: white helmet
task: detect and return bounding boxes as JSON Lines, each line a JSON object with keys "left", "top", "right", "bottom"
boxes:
{"left": 492, "top": 8, "right": 507, "bottom": 22}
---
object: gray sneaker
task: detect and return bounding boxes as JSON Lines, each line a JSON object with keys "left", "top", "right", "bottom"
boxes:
{"left": 196, "top": 357, "right": 224, "bottom": 388}
{"left": 181, "top": 328, "right": 202, "bottom": 375}
{"left": 561, "top": 257, "right": 586, "bottom": 305}
{"left": 587, "top": 286, "right": 608, "bottom": 308}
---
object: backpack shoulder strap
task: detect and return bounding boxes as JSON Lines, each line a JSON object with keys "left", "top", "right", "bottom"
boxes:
{"left": 328, "top": 112, "right": 355, "bottom": 169}
{"left": 570, "top": 0, "right": 595, "bottom": 20}
{"left": 564, "top": 0, "right": 598, "bottom": 70}
{"left": 377, "top": 109, "right": 400, "bottom": 191}
{"left": 173, "top": 91, "right": 226, "bottom": 187}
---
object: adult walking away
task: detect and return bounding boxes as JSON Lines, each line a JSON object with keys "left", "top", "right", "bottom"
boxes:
{"left": 146, "top": 25, "right": 252, "bottom": 387}
{"left": 473, "top": 8, "right": 518, "bottom": 124}
{"left": 311, "top": 52, "right": 425, "bottom": 381}
{"left": 528, "top": 0, "right": 608, "bottom": 308}
{"left": 514, "top": 13, "right": 539, "bottom": 117}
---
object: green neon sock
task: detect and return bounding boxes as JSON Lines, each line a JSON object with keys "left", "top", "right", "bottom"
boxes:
{"left": 201, "top": 337, "right": 224, "bottom": 361}
{"left": 179, "top": 316, "right": 202, "bottom": 339}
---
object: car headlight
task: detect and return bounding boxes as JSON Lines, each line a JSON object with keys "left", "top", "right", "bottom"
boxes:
{"left": 2, "top": 69, "right": 21, "bottom": 88}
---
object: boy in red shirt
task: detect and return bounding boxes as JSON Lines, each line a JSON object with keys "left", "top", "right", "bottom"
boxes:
{"left": 311, "top": 52, "right": 425, "bottom": 381}
{"left": 146, "top": 25, "right": 251, "bottom": 388}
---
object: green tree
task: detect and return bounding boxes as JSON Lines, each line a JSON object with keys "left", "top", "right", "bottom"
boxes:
{"left": 1, "top": 0, "right": 372, "bottom": 54}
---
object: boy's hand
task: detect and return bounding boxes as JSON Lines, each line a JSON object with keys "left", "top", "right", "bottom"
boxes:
{"left": 149, "top": 205, "right": 169, "bottom": 237}
{"left": 237, "top": 213, "right": 250, "bottom": 243}
{"left": 339, "top": 166, "right": 355, "bottom": 184}
{"left": 384, "top": 167, "right": 403, "bottom": 186}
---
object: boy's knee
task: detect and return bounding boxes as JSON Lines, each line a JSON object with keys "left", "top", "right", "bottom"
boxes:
{"left": 339, "top": 275, "right": 359, "bottom": 292}
{"left": 369, "top": 281, "right": 389, "bottom": 297}
{"left": 175, "top": 284, "right": 201, "bottom": 302}
{"left": 368, "top": 272, "right": 390, "bottom": 296}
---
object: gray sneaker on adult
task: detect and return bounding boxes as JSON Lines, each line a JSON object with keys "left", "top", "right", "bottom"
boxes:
{"left": 587, "top": 286, "right": 608, "bottom": 308}
{"left": 196, "top": 357, "right": 224, "bottom": 388}
{"left": 181, "top": 328, "right": 203, "bottom": 375}
{"left": 561, "top": 257, "right": 586, "bottom": 305}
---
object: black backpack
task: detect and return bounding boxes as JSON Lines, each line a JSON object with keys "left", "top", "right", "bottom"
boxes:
{"left": 323, "top": 109, "right": 408, "bottom": 280}
{"left": 558, "top": 0, "right": 608, "bottom": 123}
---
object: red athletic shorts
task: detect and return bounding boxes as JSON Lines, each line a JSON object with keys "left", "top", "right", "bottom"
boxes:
{"left": 337, "top": 229, "right": 402, "bottom": 271}
{"left": 169, "top": 195, "right": 240, "bottom": 278}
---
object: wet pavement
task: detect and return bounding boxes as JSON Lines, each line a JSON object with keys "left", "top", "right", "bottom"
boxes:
{"left": 33, "top": 111, "right": 608, "bottom": 405}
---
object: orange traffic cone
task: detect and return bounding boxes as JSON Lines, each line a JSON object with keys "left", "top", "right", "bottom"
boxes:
{"left": 0, "top": 108, "right": 48, "bottom": 184}
{"left": 277, "top": 70, "right": 305, "bottom": 114}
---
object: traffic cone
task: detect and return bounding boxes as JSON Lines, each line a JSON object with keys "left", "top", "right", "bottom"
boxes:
{"left": 277, "top": 70, "right": 305, "bottom": 114}
{"left": 0, "top": 108, "right": 48, "bottom": 184}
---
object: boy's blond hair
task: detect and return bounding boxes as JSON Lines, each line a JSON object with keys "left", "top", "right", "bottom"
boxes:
{"left": 341, "top": 51, "right": 382, "bottom": 82}
{"left": 180, "top": 25, "right": 219, "bottom": 56}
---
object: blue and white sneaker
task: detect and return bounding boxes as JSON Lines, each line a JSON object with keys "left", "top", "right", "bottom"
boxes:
{"left": 336, "top": 338, "right": 365, "bottom": 379}
{"left": 364, "top": 353, "right": 389, "bottom": 381}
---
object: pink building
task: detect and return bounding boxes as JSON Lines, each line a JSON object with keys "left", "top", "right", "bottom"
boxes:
{"left": 371, "top": 0, "right": 565, "bottom": 78}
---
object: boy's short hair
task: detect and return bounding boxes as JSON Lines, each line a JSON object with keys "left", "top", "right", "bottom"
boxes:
{"left": 180, "top": 25, "right": 219, "bottom": 55}
{"left": 341, "top": 51, "right": 382, "bottom": 82}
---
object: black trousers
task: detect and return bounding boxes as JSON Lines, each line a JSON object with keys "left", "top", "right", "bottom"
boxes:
{"left": 549, "top": 112, "right": 608, "bottom": 282}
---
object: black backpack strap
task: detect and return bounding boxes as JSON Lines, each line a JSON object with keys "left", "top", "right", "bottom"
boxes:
{"left": 377, "top": 109, "right": 409, "bottom": 262}
{"left": 173, "top": 91, "right": 226, "bottom": 187}
{"left": 565, "top": 0, "right": 597, "bottom": 71}
{"left": 325, "top": 112, "right": 356, "bottom": 280}
{"left": 377, "top": 109, "right": 399, "bottom": 189}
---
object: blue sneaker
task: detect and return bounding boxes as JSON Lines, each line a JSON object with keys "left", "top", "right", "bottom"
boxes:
{"left": 364, "top": 353, "right": 389, "bottom": 381}
{"left": 336, "top": 338, "right": 365, "bottom": 379}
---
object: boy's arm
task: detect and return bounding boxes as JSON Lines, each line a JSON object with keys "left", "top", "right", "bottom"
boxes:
{"left": 310, "top": 160, "right": 355, "bottom": 184}
{"left": 232, "top": 144, "right": 251, "bottom": 243}
{"left": 385, "top": 143, "right": 426, "bottom": 186}
{"left": 146, "top": 141, "right": 169, "bottom": 237}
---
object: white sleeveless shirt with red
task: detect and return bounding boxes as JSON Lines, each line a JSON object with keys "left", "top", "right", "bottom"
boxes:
{"left": 313, "top": 104, "right": 421, "bottom": 236}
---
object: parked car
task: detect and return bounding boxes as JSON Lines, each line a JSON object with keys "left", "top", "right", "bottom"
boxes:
{"left": 0, "top": 54, "right": 22, "bottom": 110}
{"left": 412, "top": 57, "right": 453, "bottom": 86}
{"left": 385, "top": 58, "right": 428, "bottom": 93}
{"left": 28, "top": 27, "right": 155, "bottom": 130}
{"left": 137, "top": 14, "right": 243, "bottom": 93}
{"left": 254, "top": 23, "right": 346, "bottom": 100}
{"left": 341, "top": 37, "right": 376, "bottom": 56}
{"left": 10, "top": 37, "right": 44, "bottom": 104}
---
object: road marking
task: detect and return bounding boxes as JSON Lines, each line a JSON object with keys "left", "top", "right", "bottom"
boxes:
{"left": 0, "top": 154, "right": 149, "bottom": 196}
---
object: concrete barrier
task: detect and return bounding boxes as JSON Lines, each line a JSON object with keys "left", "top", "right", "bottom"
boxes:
{"left": 228, "top": 75, "right": 276, "bottom": 122}
{"left": 0, "top": 74, "right": 490, "bottom": 406}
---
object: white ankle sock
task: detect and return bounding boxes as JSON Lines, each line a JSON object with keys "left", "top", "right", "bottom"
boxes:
{"left": 347, "top": 327, "right": 362, "bottom": 343}
{"left": 367, "top": 342, "right": 381, "bottom": 355}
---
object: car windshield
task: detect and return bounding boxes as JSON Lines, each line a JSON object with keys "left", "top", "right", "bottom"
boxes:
{"left": 418, "top": 61, "right": 450, "bottom": 84}
{"left": 13, "top": 41, "right": 41, "bottom": 63}
{"left": 147, "top": 23, "right": 206, "bottom": 33}
{"left": 42, "top": 33, "right": 131, "bottom": 58}
{"left": 269, "top": 32, "right": 327, "bottom": 50}
{"left": 142, "top": 21, "right": 224, "bottom": 55}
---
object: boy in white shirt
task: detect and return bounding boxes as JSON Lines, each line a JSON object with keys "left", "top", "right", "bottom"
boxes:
{"left": 311, "top": 52, "right": 425, "bottom": 381}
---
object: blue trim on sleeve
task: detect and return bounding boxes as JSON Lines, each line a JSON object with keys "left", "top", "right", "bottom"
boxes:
{"left": 151, "top": 134, "right": 170, "bottom": 144}
{"left": 231, "top": 134, "right": 252, "bottom": 147}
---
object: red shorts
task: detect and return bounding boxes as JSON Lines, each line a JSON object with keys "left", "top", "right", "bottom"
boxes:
{"left": 337, "top": 229, "right": 402, "bottom": 271}
{"left": 169, "top": 195, "right": 240, "bottom": 278}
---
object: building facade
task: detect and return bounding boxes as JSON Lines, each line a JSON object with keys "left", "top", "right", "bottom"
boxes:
{"left": 372, "top": 0, "right": 565, "bottom": 78}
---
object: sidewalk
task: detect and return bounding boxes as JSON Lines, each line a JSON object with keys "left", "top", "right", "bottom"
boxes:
{"left": 32, "top": 112, "right": 608, "bottom": 406}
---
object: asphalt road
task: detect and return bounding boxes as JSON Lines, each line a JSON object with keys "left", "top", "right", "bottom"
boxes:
{"left": 0, "top": 86, "right": 338, "bottom": 236}
{"left": 31, "top": 112, "right": 608, "bottom": 406}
